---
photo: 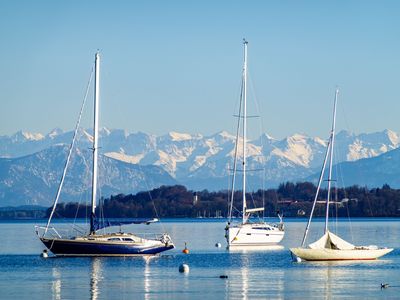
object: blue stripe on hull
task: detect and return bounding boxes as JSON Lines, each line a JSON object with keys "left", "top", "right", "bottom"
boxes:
{"left": 41, "top": 239, "right": 174, "bottom": 256}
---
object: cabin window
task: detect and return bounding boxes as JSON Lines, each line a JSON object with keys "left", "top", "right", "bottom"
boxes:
{"left": 123, "top": 238, "right": 134, "bottom": 241}
{"left": 108, "top": 238, "right": 121, "bottom": 241}
{"left": 246, "top": 233, "right": 251, "bottom": 235}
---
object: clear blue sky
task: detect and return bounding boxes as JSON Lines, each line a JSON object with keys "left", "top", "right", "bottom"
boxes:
{"left": 1, "top": 0, "right": 400, "bottom": 139}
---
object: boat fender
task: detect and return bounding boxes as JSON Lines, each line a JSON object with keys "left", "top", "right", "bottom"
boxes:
{"left": 41, "top": 249, "right": 48, "bottom": 258}
{"left": 179, "top": 264, "right": 189, "bottom": 273}
{"left": 161, "top": 234, "right": 171, "bottom": 245}
{"left": 215, "top": 243, "right": 222, "bottom": 248}
{"left": 290, "top": 252, "right": 302, "bottom": 262}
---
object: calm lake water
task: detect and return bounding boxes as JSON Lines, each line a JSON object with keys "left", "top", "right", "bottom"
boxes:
{"left": 1, "top": 218, "right": 399, "bottom": 299}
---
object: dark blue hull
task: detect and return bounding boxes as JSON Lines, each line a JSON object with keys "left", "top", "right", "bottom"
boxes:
{"left": 41, "top": 238, "right": 174, "bottom": 256}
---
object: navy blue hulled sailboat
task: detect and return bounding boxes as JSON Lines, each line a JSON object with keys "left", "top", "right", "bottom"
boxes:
{"left": 35, "top": 53, "right": 174, "bottom": 256}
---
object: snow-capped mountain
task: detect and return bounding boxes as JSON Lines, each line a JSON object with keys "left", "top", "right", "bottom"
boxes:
{"left": 0, "top": 144, "right": 176, "bottom": 207}
{"left": 0, "top": 128, "right": 399, "bottom": 201}
{"left": 307, "top": 146, "right": 400, "bottom": 188}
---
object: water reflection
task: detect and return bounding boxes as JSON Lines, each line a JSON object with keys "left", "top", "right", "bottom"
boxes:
{"left": 285, "top": 261, "right": 377, "bottom": 299}
{"left": 90, "top": 258, "right": 103, "bottom": 300}
{"left": 240, "top": 266, "right": 249, "bottom": 300}
{"left": 228, "top": 245, "right": 285, "bottom": 252}
{"left": 230, "top": 250, "right": 284, "bottom": 300}
{"left": 143, "top": 257, "right": 154, "bottom": 300}
{"left": 51, "top": 268, "right": 61, "bottom": 300}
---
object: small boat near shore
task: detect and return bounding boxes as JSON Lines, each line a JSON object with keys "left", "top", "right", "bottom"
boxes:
{"left": 291, "top": 230, "right": 392, "bottom": 261}
{"left": 290, "top": 89, "right": 393, "bottom": 262}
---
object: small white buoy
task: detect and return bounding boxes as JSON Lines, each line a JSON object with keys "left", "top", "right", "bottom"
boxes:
{"left": 179, "top": 264, "right": 189, "bottom": 273}
{"left": 215, "top": 243, "right": 222, "bottom": 248}
{"left": 41, "top": 249, "right": 48, "bottom": 258}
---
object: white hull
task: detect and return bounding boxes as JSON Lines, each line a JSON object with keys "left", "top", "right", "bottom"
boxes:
{"left": 226, "top": 223, "right": 284, "bottom": 247}
{"left": 290, "top": 247, "right": 393, "bottom": 261}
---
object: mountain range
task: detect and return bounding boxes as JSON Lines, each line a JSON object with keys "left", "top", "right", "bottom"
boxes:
{"left": 1, "top": 128, "right": 399, "bottom": 206}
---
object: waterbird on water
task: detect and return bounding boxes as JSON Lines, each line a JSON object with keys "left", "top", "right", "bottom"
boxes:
{"left": 381, "top": 283, "right": 389, "bottom": 289}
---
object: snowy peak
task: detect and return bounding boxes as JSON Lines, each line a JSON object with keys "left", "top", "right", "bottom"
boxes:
{"left": 11, "top": 130, "right": 44, "bottom": 142}
{"left": 257, "top": 132, "right": 276, "bottom": 143}
{"left": 209, "top": 131, "right": 236, "bottom": 143}
{"left": 1, "top": 128, "right": 400, "bottom": 190}
{"left": 167, "top": 131, "right": 195, "bottom": 141}
{"left": 0, "top": 145, "right": 175, "bottom": 206}
{"left": 335, "top": 129, "right": 400, "bottom": 162}
{"left": 385, "top": 129, "right": 400, "bottom": 145}
{"left": 23, "top": 131, "right": 44, "bottom": 141}
{"left": 47, "top": 128, "right": 64, "bottom": 139}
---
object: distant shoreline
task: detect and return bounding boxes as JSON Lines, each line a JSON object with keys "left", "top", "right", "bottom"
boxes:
{"left": 1, "top": 214, "right": 398, "bottom": 222}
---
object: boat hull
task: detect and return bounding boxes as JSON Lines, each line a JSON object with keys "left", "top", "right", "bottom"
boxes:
{"left": 226, "top": 223, "right": 284, "bottom": 247}
{"left": 40, "top": 238, "right": 174, "bottom": 256}
{"left": 290, "top": 247, "right": 393, "bottom": 261}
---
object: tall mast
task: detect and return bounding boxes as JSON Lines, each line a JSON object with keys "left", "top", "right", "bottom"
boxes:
{"left": 90, "top": 52, "right": 100, "bottom": 235}
{"left": 324, "top": 88, "right": 339, "bottom": 234}
{"left": 242, "top": 39, "right": 248, "bottom": 225}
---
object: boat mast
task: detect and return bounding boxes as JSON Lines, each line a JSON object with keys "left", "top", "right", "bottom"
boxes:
{"left": 301, "top": 138, "right": 331, "bottom": 246}
{"left": 90, "top": 52, "right": 100, "bottom": 235}
{"left": 242, "top": 39, "right": 248, "bottom": 225}
{"left": 324, "top": 88, "right": 339, "bottom": 234}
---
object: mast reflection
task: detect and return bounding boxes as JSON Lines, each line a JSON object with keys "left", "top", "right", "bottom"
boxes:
{"left": 51, "top": 268, "right": 61, "bottom": 300}
{"left": 90, "top": 258, "right": 103, "bottom": 300}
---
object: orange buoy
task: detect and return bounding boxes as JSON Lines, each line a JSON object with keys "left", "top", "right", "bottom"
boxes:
{"left": 182, "top": 242, "right": 189, "bottom": 254}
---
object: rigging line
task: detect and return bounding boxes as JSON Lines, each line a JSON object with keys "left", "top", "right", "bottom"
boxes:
{"left": 247, "top": 70, "right": 263, "bottom": 122}
{"left": 227, "top": 51, "right": 247, "bottom": 220}
{"left": 336, "top": 143, "right": 347, "bottom": 240}
{"left": 247, "top": 178, "right": 262, "bottom": 222}
{"left": 228, "top": 74, "right": 244, "bottom": 222}
{"left": 262, "top": 168, "right": 265, "bottom": 220}
{"left": 325, "top": 89, "right": 339, "bottom": 234}
{"left": 334, "top": 131, "right": 354, "bottom": 242}
{"left": 44, "top": 66, "right": 94, "bottom": 235}
{"left": 334, "top": 180, "right": 338, "bottom": 235}
{"left": 247, "top": 58, "right": 269, "bottom": 221}
{"left": 301, "top": 136, "right": 332, "bottom": 247}
{"left": 72, "top": 161, "right": 89, "bottom": 231}
{"left": 226, "top": 171, "right": 231, "bottom": 218}
{"left": 137, "top": 164, "right": 166, "bottom": 233}
{"left": 340, "top": 94, "right": 352, "bottom": 134}
{"left": 73, "top": 198, "right": 81, "bottom": 229}
{"left": 247, "top": 68, "right": 267, "bottom": 149}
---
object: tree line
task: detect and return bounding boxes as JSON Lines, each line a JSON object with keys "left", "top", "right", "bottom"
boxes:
{"left": 47, "top": 182, "right": 400, "bottom": 219}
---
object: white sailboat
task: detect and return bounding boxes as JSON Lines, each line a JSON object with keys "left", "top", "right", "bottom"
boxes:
{"left": 35, "top": 52, "right": 174, "bottom": 256}
{"left": 290, "top": 89, "right": 393, "bottom": 261}
{"left": 225, "top": 39, "right": 284, "bottom": 248}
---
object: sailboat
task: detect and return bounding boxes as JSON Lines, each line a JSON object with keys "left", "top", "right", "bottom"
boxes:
{"left": 35, "top": 52, "right": 174, "bottom": 256}
{"left": 290, "top": 89, "right": 393, "bottom": 261}
{"left": 225, "top": 40, "right": 284, "bottom": 247}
